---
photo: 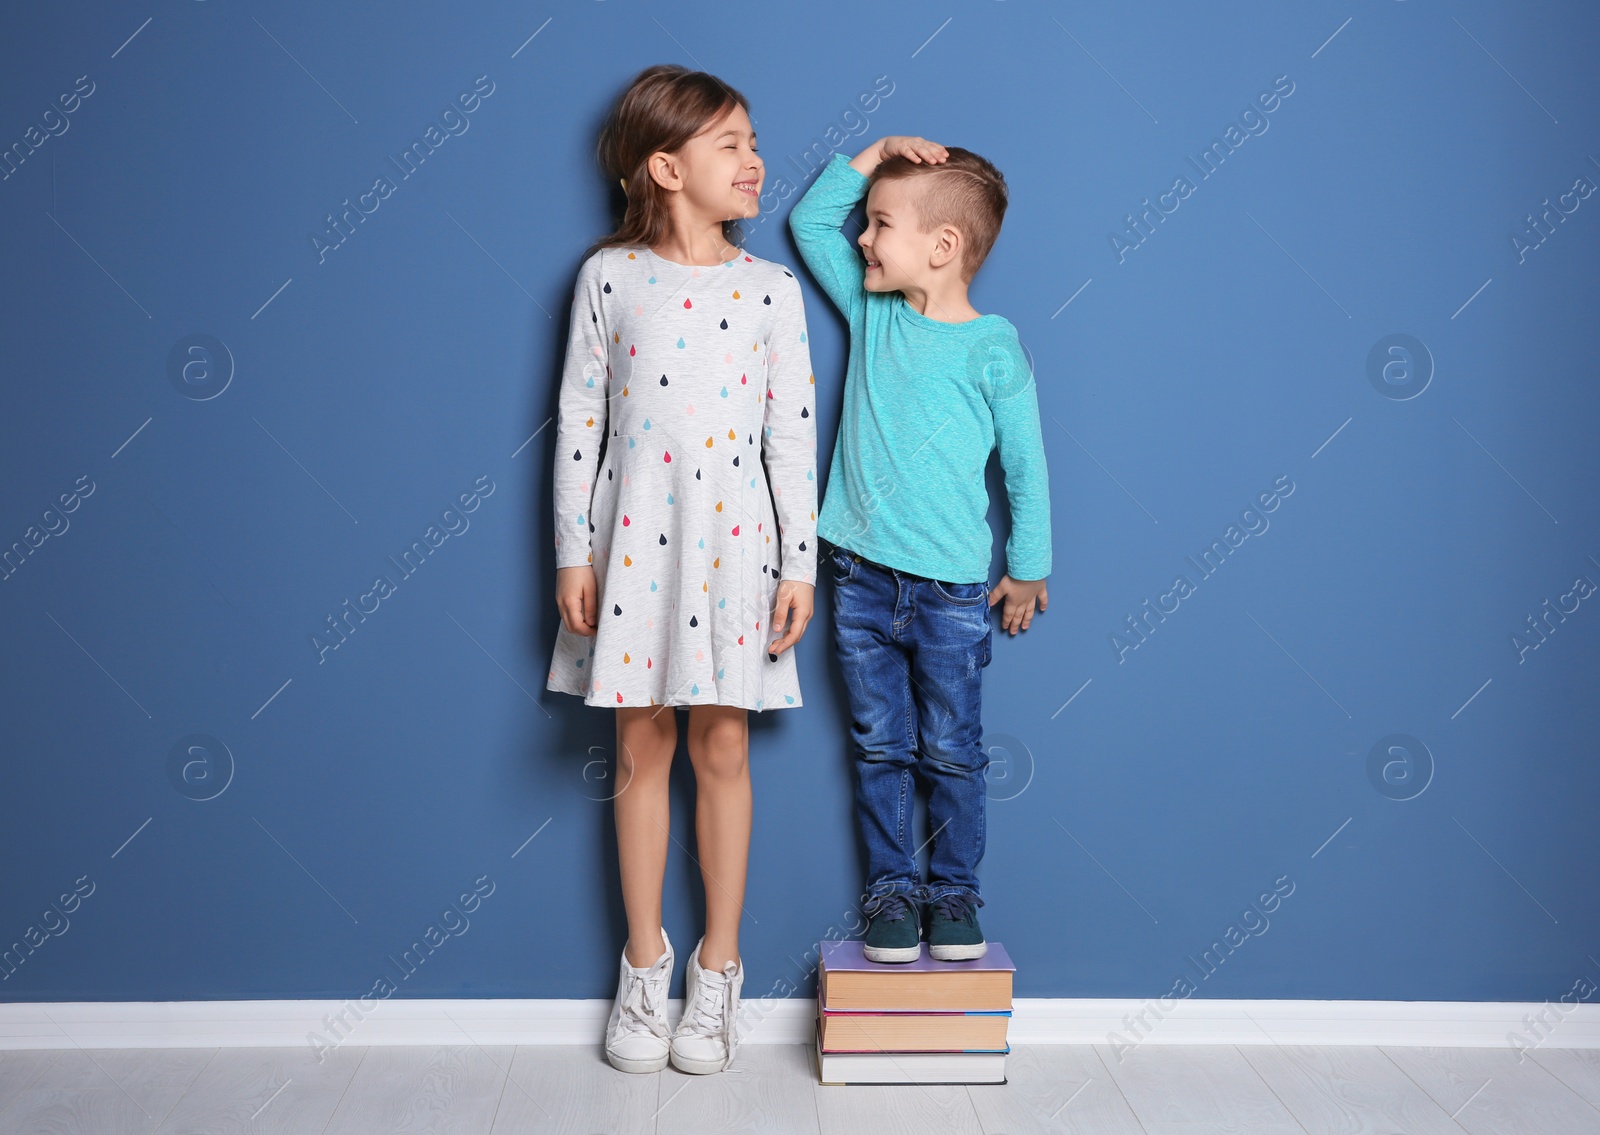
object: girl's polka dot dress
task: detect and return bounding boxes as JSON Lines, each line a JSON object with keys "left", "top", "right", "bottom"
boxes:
{"left": 547, "top": 245, "right": 818, "bottom": 711}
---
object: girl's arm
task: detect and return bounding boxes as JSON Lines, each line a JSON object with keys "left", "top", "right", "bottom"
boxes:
{"left": 760, "top": 277, "right": 820, "bottom": 590}
{"left": 552, "top": 251, "right": 611, "bottom": 573}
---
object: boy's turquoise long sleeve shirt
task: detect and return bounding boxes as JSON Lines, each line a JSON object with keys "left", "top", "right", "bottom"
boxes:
{"left": 788, "top": 151, "right": 1052, "bottom": 583}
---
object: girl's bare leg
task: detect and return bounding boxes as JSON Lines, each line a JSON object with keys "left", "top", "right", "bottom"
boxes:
{"left": 684, "top": 704, "right": 751, "bottom": 972}
{"left": 615, "top": 705, "right": 678, "bottom": 968}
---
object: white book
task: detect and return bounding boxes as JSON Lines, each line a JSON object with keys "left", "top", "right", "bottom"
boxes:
{"left": 815, "top": 1032, "right": 1008, "bottom": 1084}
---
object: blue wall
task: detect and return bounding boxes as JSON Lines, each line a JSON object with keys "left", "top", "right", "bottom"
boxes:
{"left": 3, "top": 0, "right": 1597, "bottom": 1006}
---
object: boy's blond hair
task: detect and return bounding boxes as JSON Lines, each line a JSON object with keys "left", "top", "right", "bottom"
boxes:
{"left": 869, "top": 147, "right": 1008, "bottom": 283}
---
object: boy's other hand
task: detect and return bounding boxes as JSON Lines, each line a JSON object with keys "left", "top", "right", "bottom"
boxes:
{"left": 768, "top": 580, "right": 816, "bottom": 658}
{"left": 989, "top": 575, "right": 1048, "bottom": 636}
{"left": 556, "top": 565, "right": 599, "bottom": 636}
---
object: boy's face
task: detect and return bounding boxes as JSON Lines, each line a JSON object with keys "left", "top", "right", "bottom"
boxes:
{"left": 858, "top": 177, "right": 943, "bottom": 293}
{"left": 671, "top": 103, "right": 764, "bottom": 223}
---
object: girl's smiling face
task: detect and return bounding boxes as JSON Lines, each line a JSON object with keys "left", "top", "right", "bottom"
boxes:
{"left": 665, "top": 103, "right": 764, "bottom": 223}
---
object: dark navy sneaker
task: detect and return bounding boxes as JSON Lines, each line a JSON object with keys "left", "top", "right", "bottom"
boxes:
{"left": 925, "top": 892, "right": 987, "bottom": 961}
{"left": 862, "top": 893, "right": 922, "bottom": 963}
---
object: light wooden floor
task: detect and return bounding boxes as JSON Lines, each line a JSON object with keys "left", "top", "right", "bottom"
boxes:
{"left": 2, "top": 1041, "right": 1598, "bottom": 1133}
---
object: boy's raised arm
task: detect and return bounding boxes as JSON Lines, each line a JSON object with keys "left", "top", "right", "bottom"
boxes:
{"left": 788, "top": 137, "right": 955, "bottom": 327}
{"left": 787, "top": 151, "right": 872, "bottom": 327}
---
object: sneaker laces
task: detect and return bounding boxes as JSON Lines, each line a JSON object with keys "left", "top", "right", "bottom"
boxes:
{"left": 930, "top": 892, "right": 978, "bottom": 923}
{"left": 680, "top": 957, "right": 739, "bottom": 1064}
{"left": 873, "top": 892, "right": 916, "bottom": 922}
{"left": 614, "top": 956, "right": 670, "bottom": 1041}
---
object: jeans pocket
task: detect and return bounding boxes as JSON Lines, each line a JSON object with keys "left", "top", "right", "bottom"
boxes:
{"left": 931, "top": 579, "right": 989, "bottom": 606}
{"left": 828, "top": 546, "right": 855, "bottom": 586}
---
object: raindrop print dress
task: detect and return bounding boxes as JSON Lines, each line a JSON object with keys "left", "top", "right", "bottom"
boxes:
{"left": 547, "top": 245, "right": 818, "bottom": 710}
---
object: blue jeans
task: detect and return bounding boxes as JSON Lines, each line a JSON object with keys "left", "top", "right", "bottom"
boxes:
{"left": 826, "top": 540, "right": 993, "bottom": 917}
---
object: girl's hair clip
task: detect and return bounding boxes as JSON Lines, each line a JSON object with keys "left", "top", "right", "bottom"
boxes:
{"left": 619, "top": 177, "right": 628, "bottom": 193}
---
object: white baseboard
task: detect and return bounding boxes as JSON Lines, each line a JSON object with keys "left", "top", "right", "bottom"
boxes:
{"left": 1, "top": 997, "right": 1596, "bottom": 1051}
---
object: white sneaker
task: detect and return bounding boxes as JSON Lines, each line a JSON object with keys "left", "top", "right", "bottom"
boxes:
{"left": 670, "top": 936, "right": 743, "bottom": 1074}
{"left": 604, "top": 928, "right": 674, "bottom": 1073}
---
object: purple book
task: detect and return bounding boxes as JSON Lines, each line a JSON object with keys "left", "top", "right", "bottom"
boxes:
{"left": 820, "top": 939, "right": 1014, "bottom": 973}
{"left": 819, "top": 940, "right": 1015, "bottom": 1011}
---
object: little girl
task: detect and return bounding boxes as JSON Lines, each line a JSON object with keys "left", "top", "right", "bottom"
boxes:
{"left": 546, "top": 64, "right": 818, "bottom": 1075}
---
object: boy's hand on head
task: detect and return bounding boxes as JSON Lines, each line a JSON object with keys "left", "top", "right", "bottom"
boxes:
{"left": 768, "top": 580, "right": 816, "bottom": 658}
{"left": 881, "top": 136, "right": 949, "bottom": 165}
{"left": 555, "top": 565, "right": 599, "bottom": 636}
{"left": 989, "top": 574, "right": 1048, "bottom": 636}
{"left": 851, "top": 136, "right": 949, "bottom": 177}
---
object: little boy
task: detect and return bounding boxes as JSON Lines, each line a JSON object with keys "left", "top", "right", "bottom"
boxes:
{"left": 789, "top": 137, "right": 1051, "bottom": 962}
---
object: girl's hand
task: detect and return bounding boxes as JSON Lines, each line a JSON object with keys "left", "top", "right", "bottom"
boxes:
{"left": 767, "top": 580, "right": 815, "bottom": 658}
{"left": 851, "top": 136, "right": 949, "bottom": 177}
{"left": 556, "top": 565, "right": 599, "bottom": 636}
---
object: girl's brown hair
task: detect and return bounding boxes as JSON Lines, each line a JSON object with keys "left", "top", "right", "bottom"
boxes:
{"left": 586, "top": 64, "right": 751, "bottom": 259}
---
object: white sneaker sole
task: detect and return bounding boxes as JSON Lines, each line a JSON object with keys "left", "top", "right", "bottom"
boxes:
{"left": 607, "top": 1047, "right": 669, "bottom": 1074}
{"left": 929, "top": 941, "right": 988, "bottom": 961}
{"left": 668, "top": 1046, "right": 728, "bottom": 1075}
{"left": 862, "top": 943, "right": 921, "bottom": 963}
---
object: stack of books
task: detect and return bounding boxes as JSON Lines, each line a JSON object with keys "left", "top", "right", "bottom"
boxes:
{"left": 815, "top": 939, "right": 1015, "bottom": 1084}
